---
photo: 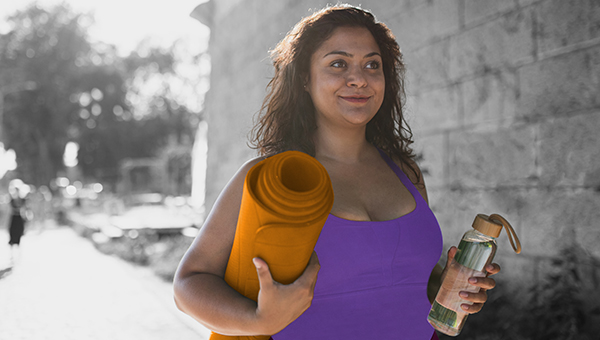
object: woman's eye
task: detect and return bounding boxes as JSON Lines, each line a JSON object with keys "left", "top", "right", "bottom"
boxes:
{"left": 365, "top": 61, "right": 380, "bottom": 69}
{"left": 330, "top": 60, "right": 346, "bottom": 68}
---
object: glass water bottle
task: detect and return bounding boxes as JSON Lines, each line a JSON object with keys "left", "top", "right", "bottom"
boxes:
{"left": 427, "top": 213, "right": 521, "bottom": 336}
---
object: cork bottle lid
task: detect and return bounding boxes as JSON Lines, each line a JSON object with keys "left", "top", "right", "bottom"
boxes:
{"left": 473, "top": 213, "right": 522, "bottom": 254}
{"left": 473, "top": 214, "right": 502, "bottom": 237}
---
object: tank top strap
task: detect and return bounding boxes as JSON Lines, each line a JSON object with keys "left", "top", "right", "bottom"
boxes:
{"left": 376, "top": 148, "right": 424, "bottom": 203}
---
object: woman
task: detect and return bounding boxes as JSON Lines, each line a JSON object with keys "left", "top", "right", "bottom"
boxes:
{"left": 174, "top": 5, "right": 500, "bottom": 339}
{"left": 8, "top": 179, "right": 27, "bottom": 262}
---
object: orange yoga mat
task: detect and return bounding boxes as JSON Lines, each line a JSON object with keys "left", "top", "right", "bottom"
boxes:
{"left": 210, "top": 151, "right": 334, "bottom": 340}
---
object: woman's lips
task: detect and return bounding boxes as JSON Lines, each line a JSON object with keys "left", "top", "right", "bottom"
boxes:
{"left": 340, "top": 96, "right": 370, "bottom": 103}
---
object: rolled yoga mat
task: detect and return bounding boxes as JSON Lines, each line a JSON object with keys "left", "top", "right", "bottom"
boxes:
{"left": 210, "top": 151, "right": 334, "bottom": 340}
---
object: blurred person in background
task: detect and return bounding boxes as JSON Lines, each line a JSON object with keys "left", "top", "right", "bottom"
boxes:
{"left": 7, "top": 179, "right": 29, "bottom": 263}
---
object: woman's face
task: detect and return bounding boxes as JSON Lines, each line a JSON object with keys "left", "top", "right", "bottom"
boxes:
{"left": 306, "top": 26, "right": 385, "bottom": 131}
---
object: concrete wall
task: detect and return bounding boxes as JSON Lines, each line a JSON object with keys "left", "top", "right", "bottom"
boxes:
{"left": 194, "top": 0, "right": 600, "bottom": 304}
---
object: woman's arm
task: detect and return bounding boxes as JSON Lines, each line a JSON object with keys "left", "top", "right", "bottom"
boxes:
{"left": 401, "top": 158, "right": 501, "bottom": 312}
{"left": 173, "top": 157, "right": 320, "bottom": 336}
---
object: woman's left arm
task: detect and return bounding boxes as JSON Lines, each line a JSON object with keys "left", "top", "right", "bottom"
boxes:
{"left": 406, "top": 159, "right": 502, "bottom": 313}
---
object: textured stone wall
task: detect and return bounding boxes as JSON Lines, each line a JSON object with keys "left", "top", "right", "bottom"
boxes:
{"left": 195, "top": 0, "right": 600, "bottom": 302}
{"left": 392, "top": 0, "right": 600, "bottom": 297}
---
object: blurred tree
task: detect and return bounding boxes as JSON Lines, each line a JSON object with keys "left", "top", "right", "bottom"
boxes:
{"left": 0, "top": 3, "right": 202, "bottom": 189}
{"left": 0, "top": 3, "right": 93, "bottom": 186}
{"left": 74, "top": 44, "right": 200, "bottom": 187}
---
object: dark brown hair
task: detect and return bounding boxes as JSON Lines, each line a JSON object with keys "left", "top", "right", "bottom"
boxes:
{"left": 250, "top": 4, "right": 420, "bottom": 182}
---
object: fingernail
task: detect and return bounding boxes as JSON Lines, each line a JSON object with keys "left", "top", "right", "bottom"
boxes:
{"left": 460, "top": 292, "right": 469, "bottom": 298}
{"left": 462, "top": 304, "right": 470, "bottom": 311}
{"left": 469, "top": 278, "right": 477, "bottom": 284}
{"left": 486, "top": 265, "right": 494, "bottom": 271}
{"left": 253, "top": 258, "right": 261, "bottom": 269}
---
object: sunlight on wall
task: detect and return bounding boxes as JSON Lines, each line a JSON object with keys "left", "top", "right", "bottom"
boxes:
{"left": 191, "top": 120, "right": 207, "bottom": 212}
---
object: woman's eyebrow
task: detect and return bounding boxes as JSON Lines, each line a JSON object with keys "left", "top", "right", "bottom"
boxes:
{"left": 323, "top": 51, "right": 381, "bottom": 58}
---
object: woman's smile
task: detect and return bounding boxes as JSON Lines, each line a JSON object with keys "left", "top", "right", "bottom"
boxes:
{"left": 339, "top": 95, "right": 371, "bottom": 104}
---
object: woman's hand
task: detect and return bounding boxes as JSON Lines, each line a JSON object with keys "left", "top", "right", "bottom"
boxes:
{"left": 252, "top": 251, "right": 321, "bottom": 334}
{"left": 442, "top": 246, "right": 501, "bottom": 314}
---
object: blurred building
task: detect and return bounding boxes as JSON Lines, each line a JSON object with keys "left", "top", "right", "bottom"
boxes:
{"left": 117, "top": 140, "right": 194, "bottom": 198}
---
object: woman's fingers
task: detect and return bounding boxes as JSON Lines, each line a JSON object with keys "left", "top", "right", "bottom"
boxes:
{"left": 451, "top": 260, "right": 500, "bottom": 315}
{"left": 253, "top": 257, "right": 276, "bottom": 291}
{"left": 461, "top": 302, "right": 484, "bottom": 313}
{"left": 469, "top": 276, "right": 496, "bottom": 290}
{"left": 459, "top": 290, "right": 488, "bottom": 304}
{"left": 459, "top": 289, "right": 487, "bottom": 314}
{"left": 440, "top": 246, "right": 457, "bottom": 282}
{"left": 251, "top": 254, "right": 321, "bottom": 334}
{"left": 296, "top": 251, "right": 320, "bottom": 288}
{"left": 486, "top": 263, "right": 501, "bottom": 276}
{"left": 445, "top": 247, "right": 457, "bottom": 267}
{"left": 458, "top": 273, "right": 498, "bottom": 314}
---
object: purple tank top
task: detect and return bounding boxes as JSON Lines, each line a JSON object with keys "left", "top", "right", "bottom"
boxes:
{"left": 273, "top": 149, "right": 443, "bottom": 339}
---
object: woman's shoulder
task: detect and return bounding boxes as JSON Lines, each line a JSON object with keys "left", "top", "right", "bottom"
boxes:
{"left": 240, "top": 155, "right": 267, "bottom": 171}
{"left": 382, "top": 150, "right": 421, "bottom": 183}
{"left": 230, "top": 156, "right": 267, "bottom": 184}
{"left": 207, "top": 155, "right": 267, "bottom": 223}
{"left": 230, "top": 151, "right": 302, "bottom": 186}
{"left": 401, "top": 158, "right": 424, "bottom": 186}
{"left": 390, "top": 155, "right": 429, "bottom": 204}
{"left": 231, "top": 150, "right": 308, "bottom": 185}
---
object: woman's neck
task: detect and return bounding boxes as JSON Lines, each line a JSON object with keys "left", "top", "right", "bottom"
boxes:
{"left": 313, "top": 125, "right": 373, "bottom": 164}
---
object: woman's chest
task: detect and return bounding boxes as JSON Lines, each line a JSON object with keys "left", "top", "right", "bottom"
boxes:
{"left": 327, "top": 166, "right": 415, "bottom": 222}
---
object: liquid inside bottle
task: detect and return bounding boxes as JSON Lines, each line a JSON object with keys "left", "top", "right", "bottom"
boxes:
{"left": 428, "top": 236, "right": 496, "bottom": 336}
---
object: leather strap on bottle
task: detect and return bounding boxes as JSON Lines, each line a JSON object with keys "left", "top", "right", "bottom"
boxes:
{"left": 489, "top": 214, "right": 522, "bottom": 254}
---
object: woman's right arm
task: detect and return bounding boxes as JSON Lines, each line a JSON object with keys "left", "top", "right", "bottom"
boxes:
{"left": 173, "top": 157, "right": 320, "bottom": 336}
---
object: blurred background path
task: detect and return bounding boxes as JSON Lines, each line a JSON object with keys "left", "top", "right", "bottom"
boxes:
{"left": 0, "top": 222, "right": 211, "bottom": 340}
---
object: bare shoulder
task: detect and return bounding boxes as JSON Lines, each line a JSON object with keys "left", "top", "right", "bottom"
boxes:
{"left": 206, "top": 155, "right": 266, "bottom": 227}
{"left": 176, "top": 156, "right": 266, "bottom": 279}
{"left": 207, "top": 156, "right": 266, "bottom": 218}
{"left": 230, "top": 156, "right": 267, "bottom": 187}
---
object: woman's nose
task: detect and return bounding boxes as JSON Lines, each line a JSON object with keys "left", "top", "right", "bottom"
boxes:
{"left": 346, "top": 66, "right": 367, "bottom": 88}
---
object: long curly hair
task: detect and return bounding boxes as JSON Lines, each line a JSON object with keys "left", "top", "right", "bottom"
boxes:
{"left": 249, "top": 4, "right": 420, "bottom": 182}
